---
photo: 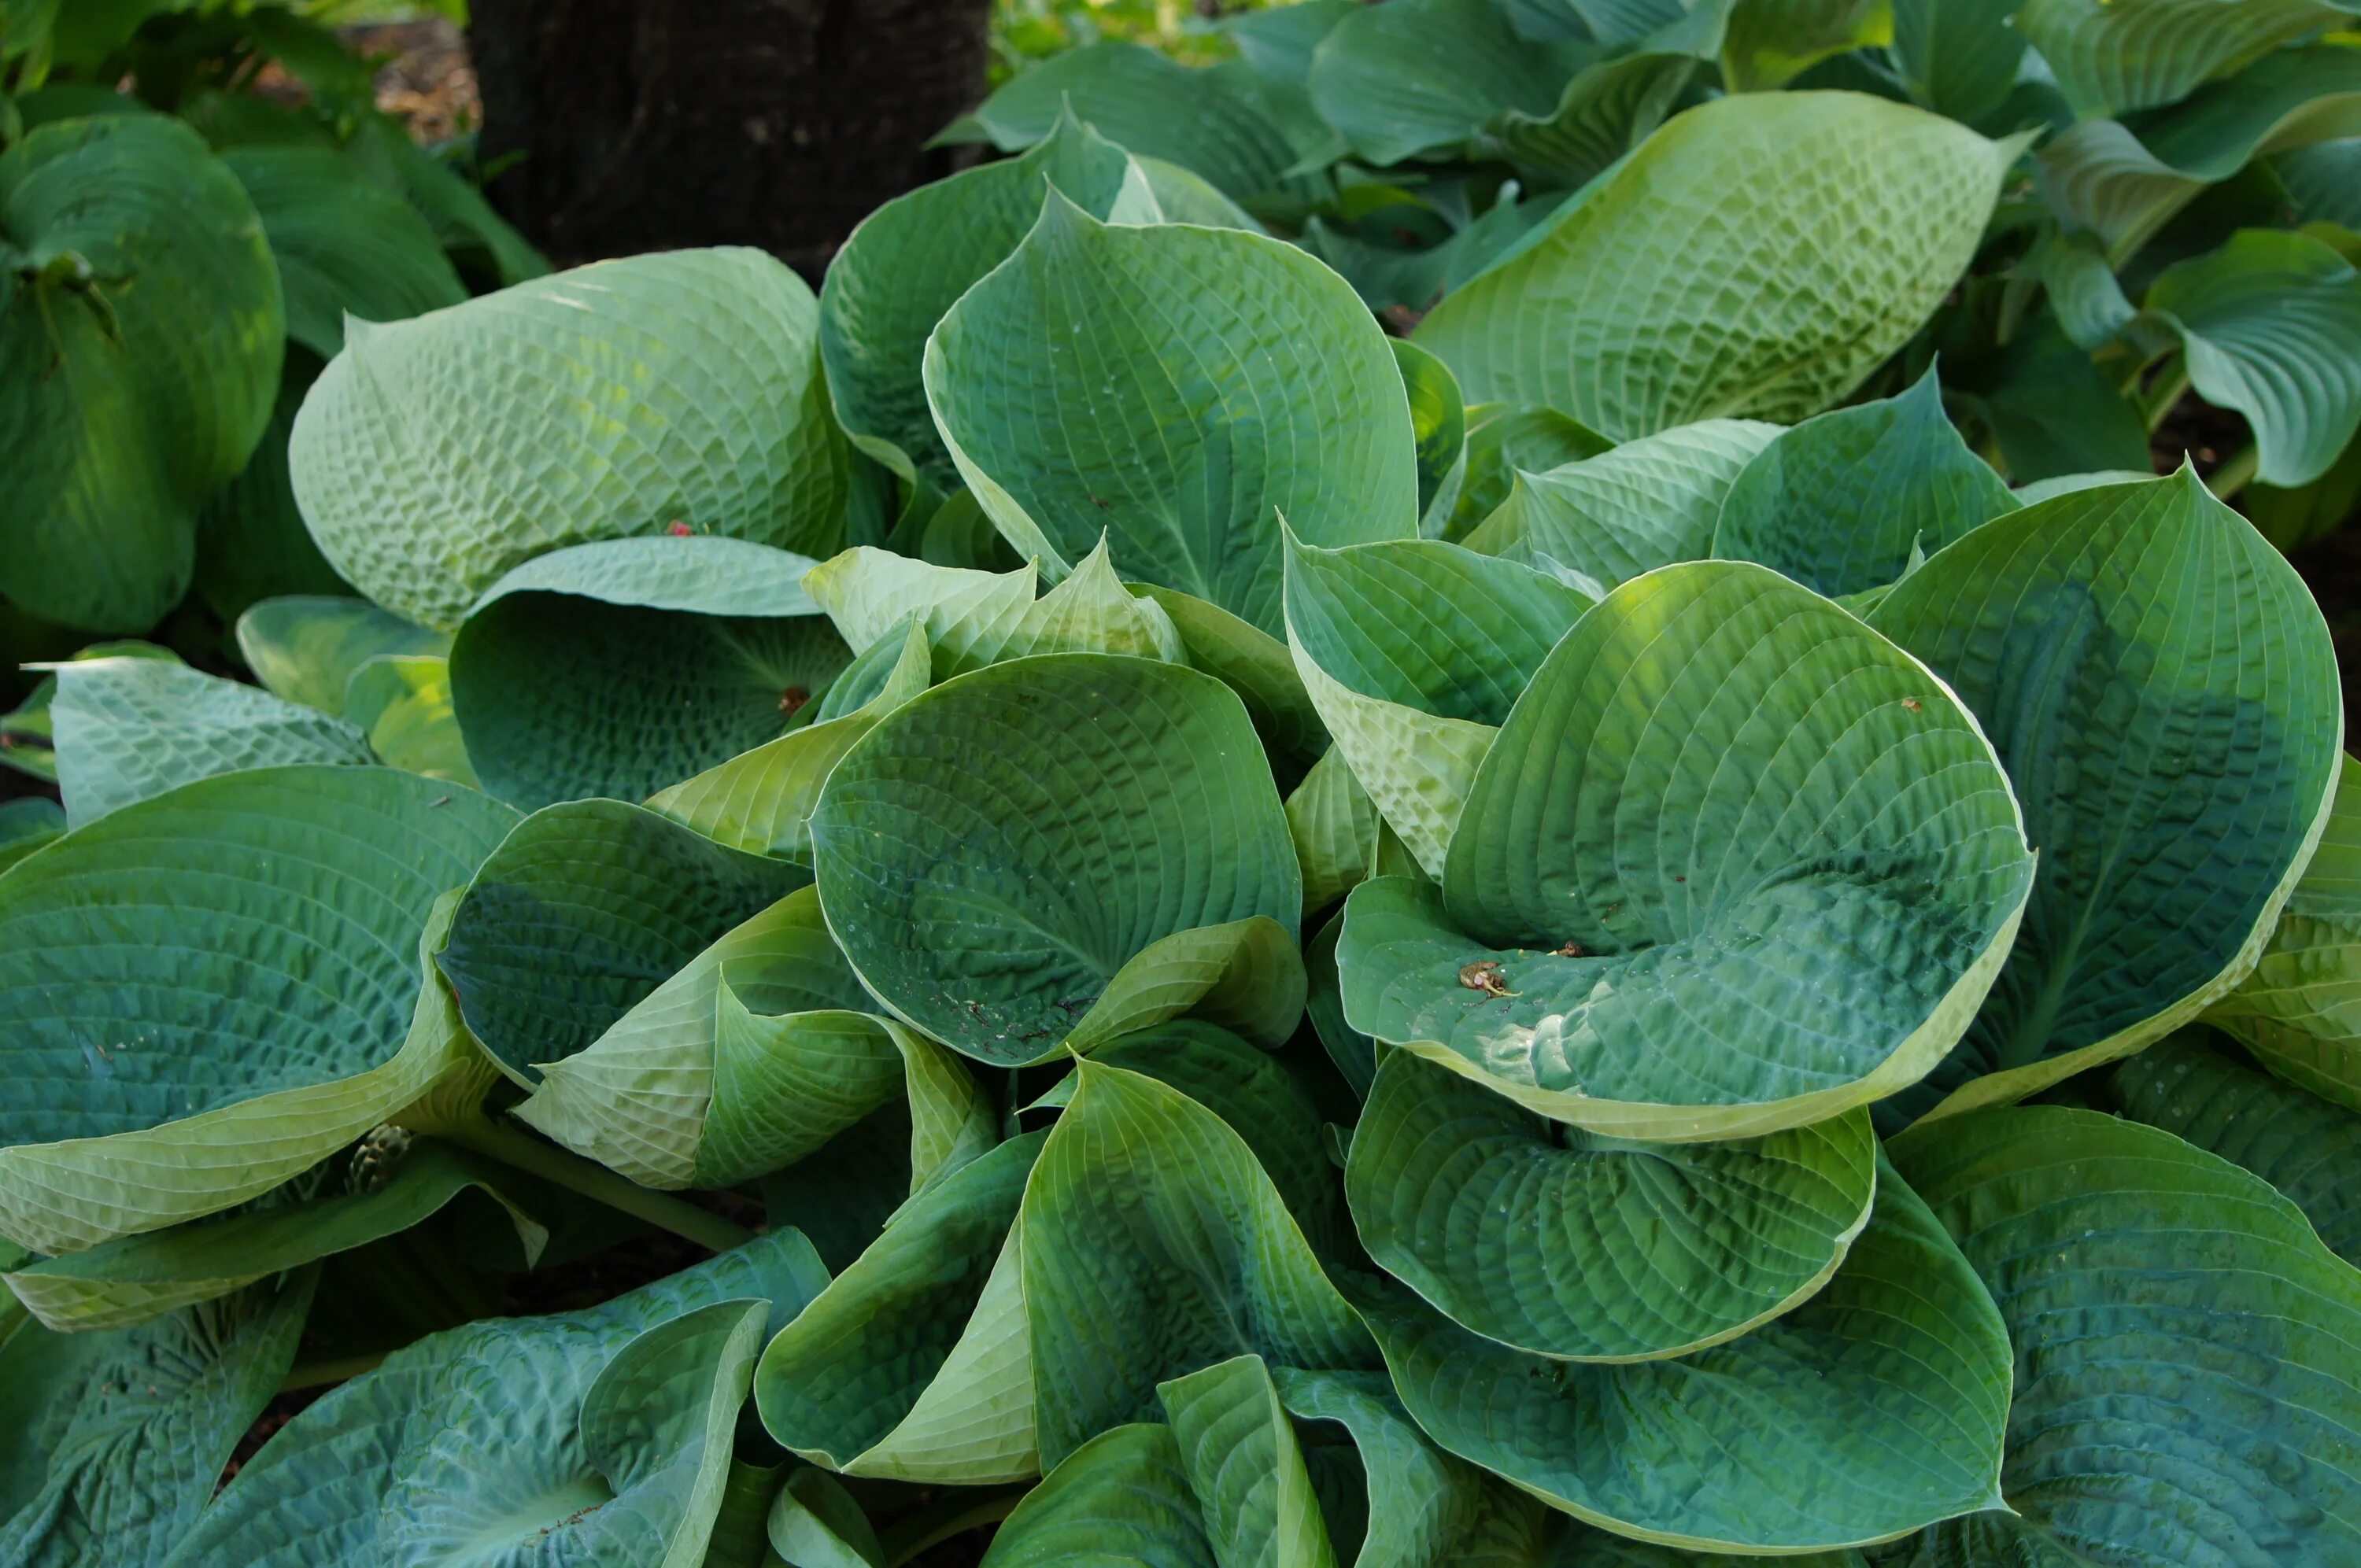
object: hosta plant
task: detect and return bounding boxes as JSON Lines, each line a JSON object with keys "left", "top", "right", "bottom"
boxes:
{"left": 5, "top": 14, "right": 2361, "bottom": 1568}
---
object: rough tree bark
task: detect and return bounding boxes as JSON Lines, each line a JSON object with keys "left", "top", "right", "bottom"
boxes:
{"left": 467, "top": 0, "right": 993, "bottom": 279}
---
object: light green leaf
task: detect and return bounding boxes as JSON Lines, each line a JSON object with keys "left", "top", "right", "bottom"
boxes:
{"left": 1135, "top": 583, "right": 1330, "bottom": 766}
{"left": 2, "top": 1140, "right": 541, "bottom": 1331}
{"left": 0, "top": 641, "right": 179, "bottom": 787}
{"left": 1443, "top": 403, "right": 1611, "bottom": 544}
{"left": 2207, "top": 754, "right": 2361, "bottom": 1108}
{"left": 763, "top": 1468, "right": 885, "bottom": 1568}
{"left": 1710, "top": 368, "right": 2019, "bottom": 597}
{"left": 2135, "top": 227, "right": 2361, "bottom": 488}
{"left": 2113, "top": 1028, "right": 2361, "bottom": 1264}
{"left": 1462, "top": 419, "right": 1779, "bottom": 586}
{"left": 170, "top": 1232, "right": 826, "bottom": 1568}
{"left": 0, "top": 1275, "right": 312, "bottom": 1568}
{"left": 2, "top": 114, "right": 282, "bottom": 633}
{"left": 446, "top": 537, "right": 851, "bottom": 809}
{"left": 2011, "top": 467, "right": 2161, "bottom": 504}
{"left": 1347, "top": 1049, "right": 1877, "bottom": 1360}
{"left": 647, "top": 621, "right": 933, "bottom": 861}
{"left": 1415, "top": 92, "right": 2012, "bottom": 437}
{"left": 0, "top": 766, "right": 518, "bottom": 1254}
{"left": 1287, "top": 747, "right": 1379, "bottom": 916}
{"left": 811, "top": 654, "right": 1302, "bottom": 1068}
{"left": 1136, "top": 156, "right": 1265, "bottom": 229}
{"left": 937, "top": 42, "right": 1297, "bottom": 201}
{"left": 220, "top": 144, "right": 466, "bottom": 359}
{"left": 1020, "top": 1061, "right": 1377, "bottom": 1470}
{"left": 979, "top": 1423, "right": 1214, "bottom": 1568}
{"left": 437, "top": 799, "right": 812, "bottom": 1087}
{"left": 1361, "top": 1160, "right": 2008, "bottom": 1553}
{"left": 235, "top": 594, "right": 449, "bottom": 716}
{"left": 289, "top": 248, "right": 857, "bottom": 629}
{"left": 1284, "top": 534, "right": 1592, "bottom": 877}
{"left": 1305, "top": 0, "right": 1580, "bottom": 165}
{"left": 515, "top": 886, "right": 994, "bottom": 1191}
{"left": 1345, "top": 560, "right": 2031, "bottom": 1138}
{"left": 343, "top": 654, "right": 476, "bottom": 784}
{"left": 2016, "top": 0, "right": 2351, "bottom": 118}
{"left": 1869, "top": 470, "right": 2342, "bottom": 1120}
{"left": 923, "top": 194, "right": 1419, "bottom": 637}
{"left": 1720, "top": 0, "right": 1892, "bottom": 91}
{"left": 1890, "top": 1104, "right": 2361, "bottom": 1565}
{"left": 1159, "top": 1353, "right": 1336, "bottom": 1568}
{"left": 756, "top": 1134, "right": 1043, "bottom": 1483}
{"left": 821, "top": 112, "right": 1155, "bottom": 491}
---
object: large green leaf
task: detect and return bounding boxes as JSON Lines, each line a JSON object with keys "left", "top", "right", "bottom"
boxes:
{"left": 219, "top": 143, "right": 465, "bottom": 359}
{"left": 2016, "top": 0, "right": 2352, "bottom": 118}
{"left": 922, "top": 194, "right": 1419, "bottom": 637}
{"left": 0, "top": 1275, "right": 312, "bottom": 1568}
{"left": 936, "top": 42, "right": 1297, "bottom": 201}
{"left": 1482, "top": 47, "right": 1701, "bottom": 192}
{"left": 1158, "top": 1353, "right": 1336, "bottom": 1568}
{"left": 235, "top": 593, "right": 449, "bottom": 716}
{"left": 2114, "top": 1028, "right": 2361, "bottom": 1264}
{"left": 0, "top": 799, "right": 63, "bottom": 876}
{"left": 2207, "top": 754, "right": 2361, "bottom": 1107}
{"left": 1345, "top": 561, "right": 2032, "bottom": 1138}
{"left": 1443, "top": 403, "right": 1612, "bottom": 544}
{"left": 756, "top": 1133, "right": 1041, "bottom": 1483}
{"left": 1868, "top": 470, "right": 2343, "bottom": 1119}
{"left": 1347, "top": 1049, "right": 1876, "bottom": 1360}
{"left": 1461, "top": 419, "right": 1779, "bottom": 586}
{"left": 811, "top": 654, "right": 1302, "bottom": 1068}
{"left": 446, "top": 537, "right": 851, "bottom": 809}
{"left": 436, "top": 799, "right": 811, "bottom": 1087}
{"left": 1886, "top": 0, "right": 2028, "bottom": 122}
{"left": 2135, "top": 227, "right": 2361, "bottom": 488}
{"left": 1414, "top": 93, "right": 2012, "bottom": 438}
{"left": 1305, "top": 0, "right": 1580, "bottom": 165}
{"left": 1709, "top": 367, "right": 2019, "bottom": 598}
{"left": 514, "top": 886, "right": 995, "bottom": 1191}
{"left": 1720, "top": 0, "right": 1892, "bottom": 91}
{"left": 1020, "top": 1061, "right": 1376, "bottom": 1469}
{"left": 192, "top": 348, "right": 353, "bottom": 624}
{"left": 979, "top": 1423, "right": 1214, "bottom": 1568}
{"left": 170, "top": 1231, "right": 826, "bottom": 1568}
{"left": 1358, "top": 1163, "right": 2011, "bottom": 1553}
{"left": 43, "top": 655, "right": 372, "bottom": 825}
{"left": 1287, "top": 747, "right": 1379, "bottom": 917}
{"left": 1284, "top": 534, "right": 1591, "bottom": 877}
{"left": 1890, "top": 1104, "right": 2361, "bottom": 1564}
{"left": 288, "top": 248, "right": 858, "bottom": 629}
{"left": 1, "top": 114, "right": 282, "bottom": 633}
{"left": 821, "top": 112, "right": 1153, "bottom": 490}
{"left": 0, "top": 766, "right": 517, "bottom": 1254}
{"left": 1135, "top": 582, "right": 1329, "bottom": 767}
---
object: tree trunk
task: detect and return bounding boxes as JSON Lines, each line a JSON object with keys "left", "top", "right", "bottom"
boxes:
{"left": 467, "top": 0, "right": 992, "bottom": 280}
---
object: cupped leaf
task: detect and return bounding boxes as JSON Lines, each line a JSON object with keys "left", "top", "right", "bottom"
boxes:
{"left": 811, "top": 654, "right": 1302, "bottom": 1068}
{"left": 289, "top": 247, "right": 858, "bottom": 629}
{"left": 1709, "top": 368, "right": 2019, "bottom": 598}
{"left": 343, "top": 654, "right": 476, "bottom": 784}
{"left": 3, "top": 1140, "right": 541, "bottom": 1331}
{"left": 1135, "top": 582, "right": 1330, "bottom": 766}
{"left": 1720, "top": 0, "right": 1891, "bottom": 90}
{"left": 219, "top": 143, "right": 466, "bottom": 358}
{"left": 2207, "top": 754, "right": 2361, "bottom": 1108}
{"left": 1868, "top": 470, "right": 2343, "bottom": 1119}
{"left": 761, "top": 1467, "right": 885, "bottom": 1568}
{"left": 235, "top": 593, "right": 449, "bottom": 716}
{"left": 1158, "top": 1353, "right": 1336, "bottom": 1568}
{"left": 437, "top": 799, "right": 811, "bottom": 1087}
{"left": 2135, "top": 227, "right": 2361, "bottom": 488}
{"left": 447, "top": 537, "right": 851, "bottom": 809}
{"left": 2, "top": 114, "right": 282, "bottom": 633}
{"left": 1343, "top": 560, "right": 2032, "bottom": 1138}
{"left": 170, "top": 1231, "right": 826, "bottom": 1568}
{"left": 1284, "top": 534, "right": 1592, "bottom": 877}
{"left": 1414, "top": 93, "right": 2012, "bottom": 438}
{"left": 1462, "top": 419, "right": 1779, "bottom": 588}
{"left": 43, "top": 655, "right": 372, "bottom": 825}
{"left": 1305, "top": 0, "right": 1579, "bottom": 165}
{"left": 515, "top": 886, "right": 995, "bottom": 1191}
{"left": 1890, "top": 1104, "right": 2361, "bottom": 1565}
{"left": 937, "top": 42, "right": 1297, "bottom": 201}
{"left": 1288, "top": 747, "right": 1380, "bottom": 917}
{"left": 1021, "top": 1060, "right": 1377, "bottom": 1470}
{"left": 0, "top": 1275, "right": 312, "bottom": 1568}
{"left": 1360, "top": 1162, "right": 2011, "bottom": 1554}
{"left": 821, "top": 112, "right": 1153, "bottom": 489}
{"left": 979, "top": 1423, "right": 1214, "bottom": 1568}
{"left": 1347, "top": 1049, "right": 1877, "bottom": 1360}
{"left": 2113, "top": 1028, "right": 2361, "bottom": 1264}
{"left": 923, "top": 194, "right": 1418, "bottom": 636}
{"left": 2016, "top": 0, "right": 2350, "bottom": 118}
{"left": 0, "top": 766, "right": 518, "bottom": 1254}
{"left": 756, "top": 1133, "right": 1044, "bottom": 1483}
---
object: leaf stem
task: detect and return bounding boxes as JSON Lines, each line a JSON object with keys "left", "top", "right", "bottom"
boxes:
{"left": 878, "top": 1489, "right": 1028, "bottom": 1566}
{"left": 440, "top": 1115, "right": 755, "bottom": 1254}
{"left": 2207, "top": 443, "right": 2261, "bottom": 503}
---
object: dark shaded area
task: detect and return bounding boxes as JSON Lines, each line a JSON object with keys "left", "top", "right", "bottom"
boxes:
{"left": 467, "top": 0, "right": 995, "bottom": 279}
{"left": 2291, "top": 522, "right": 2361, "bottom": 729}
